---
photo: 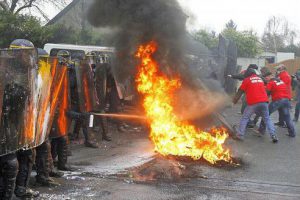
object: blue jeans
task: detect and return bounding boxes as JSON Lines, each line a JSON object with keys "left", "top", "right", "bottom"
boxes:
{"left": 295, "top": 101, "right": 300, "bottom": 120}
{"left": 259, "top": 99, "right": 295, "bottom": 136}
{"left": 238, "top": 102, "right": 275, "bottom": 137}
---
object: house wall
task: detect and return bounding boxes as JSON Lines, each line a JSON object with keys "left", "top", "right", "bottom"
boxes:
{"left": 276, "top": 52, "right": 295, "bottom": 63}
{"left": 237, "top": 57, "right": 266, "bottom": 71}
{"left": 54, "top": 0, "right": 88, "bottom": 29}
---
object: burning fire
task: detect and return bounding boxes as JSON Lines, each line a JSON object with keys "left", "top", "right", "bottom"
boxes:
{"left": 135, "top": 41, "right": 231, "bottom": 164}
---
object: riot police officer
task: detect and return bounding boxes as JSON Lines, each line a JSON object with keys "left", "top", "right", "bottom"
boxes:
{"left": 9, "top": 39, "right": 39, "bottom": 198}
{"left": 34, "top": 48, "right": 60, "bottom": 187}
{"left": 68, "top": 53, "right": 99, "bottom": 148}
{"left": 50, "top": 50, "right": 74, "bottom": 171}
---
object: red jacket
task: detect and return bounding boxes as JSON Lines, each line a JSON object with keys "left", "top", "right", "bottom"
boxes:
{"left": 240, "top": 74, "right": 268, "bottom": 105}
{"left": 266, "top": 79, "right": 289, "bottom": 101}
{"left": 278, "top": 71, "right": 292, "bottom": 99}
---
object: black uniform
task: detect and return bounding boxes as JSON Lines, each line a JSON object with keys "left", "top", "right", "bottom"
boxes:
{"left": 0, "top": 153, "right": 18, "bottom": 200}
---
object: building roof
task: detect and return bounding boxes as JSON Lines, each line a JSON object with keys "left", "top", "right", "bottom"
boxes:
{"left": 46, "top": 0, "right": 81, "bottom": 26}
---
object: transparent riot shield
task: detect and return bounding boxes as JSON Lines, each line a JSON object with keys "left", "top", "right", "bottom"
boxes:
{"left": 94, "top": 63, "right": 108, "bottom": 111}
{"left": 48, "top": 59, "right": 70, "bottom": 139}
{"left": 0, "top": 48, "right": 54, "bottom": 156}
{"left": 75, "top": 60, "right": 99, "bottom": 112}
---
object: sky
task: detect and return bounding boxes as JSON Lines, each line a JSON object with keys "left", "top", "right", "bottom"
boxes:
{"left": 177, "top": 0, "right": 300, "bottom": 37}
{"left": 42, "top": 0, "right": 300, "bottom": 37}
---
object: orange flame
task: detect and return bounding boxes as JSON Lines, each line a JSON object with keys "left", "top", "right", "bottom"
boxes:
{"left": 83, "top": 74, "right": 92, "bottom": 112}
{"left": 135, "top": 41, "right": 231, "bottom": 164}
{"left": 57, "top": 73, "right": 69, "bottom": 134}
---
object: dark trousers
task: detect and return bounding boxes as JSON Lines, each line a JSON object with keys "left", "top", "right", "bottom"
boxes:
{"left": 73, "top": 119, "right": 89, "bottom": 141}
{"left": 51, "top": 136, "right": 68, "bottom": 169}
{"left": 35, "top": 141, "right": 50, "bottom": 179}
{"left": 16, "top": 149, "right": 33, "bottom": 190}
{"left": 0, "top": 153, "right": 18, "bottom": 200}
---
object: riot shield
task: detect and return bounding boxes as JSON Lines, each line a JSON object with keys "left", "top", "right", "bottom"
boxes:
{"left": 48, "top": 59, "right": 71, "bottom": 139}
{"left": 0, "top": 48, "right": 53, "bottom": 156}
{"left": 75, "top": 59, "right": 99, "bottom": 112}
{"left": 94, "top": 63, "right": 108, "bottom": 111}
{"left": 0, "top": 54, "right": 7, "bottom": 122}
{"left": 34, "top": 57, "right": 53, "bottom": 144}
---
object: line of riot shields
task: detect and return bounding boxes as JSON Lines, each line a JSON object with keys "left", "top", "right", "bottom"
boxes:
{"left": 0, "top": 48, "right": 69, "bottom": 156}
{"left": 0, "top": 47, "right": 127, "bottom": 156}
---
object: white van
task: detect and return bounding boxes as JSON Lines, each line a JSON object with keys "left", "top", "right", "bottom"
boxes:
{"left": 44, "top": 43, "right": 115, "bottom": 55}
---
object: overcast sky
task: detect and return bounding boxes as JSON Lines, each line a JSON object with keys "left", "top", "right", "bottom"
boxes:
{"left": 178, "top": 0, "right": 300, "bottom": 36}
{"left": 43, "top": 0, "right": 300, "bottom": 37}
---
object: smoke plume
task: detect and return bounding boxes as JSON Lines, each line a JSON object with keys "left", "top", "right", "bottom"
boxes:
{"left": 87, "top": 0, "right": 230, "bottom": 123}
{"left": 87, "top": 0, "right": 187, "bottom": 82}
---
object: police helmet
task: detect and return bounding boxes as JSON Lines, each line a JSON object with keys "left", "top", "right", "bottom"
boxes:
{"left": 57, "top": 50, "right": 70, "bottom": 58}
{"left": 37, "top": 48, "right": 49, "bottom": 58}
{"left": 10, "top": 39, "right": 34, "bottom": 49}
{"left": 86, "top": 52, "right": 96, "bottom": 57}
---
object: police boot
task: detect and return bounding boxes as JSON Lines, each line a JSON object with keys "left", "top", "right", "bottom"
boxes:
{"left": 57, "top": 137, "right": 75, "bottom": 171}
{"left": 82, "top": 125, "right": 98, "bottom": 148}
{"left": 35, "top": 175, "right": 60, "bottom": 187}
{"left": 101, "top": 117, "right": 111, "bottom": 141}
{"left": 15, "top": 149, "right": 39, "bottom": 198}
{"left": 84, "top": 140, "right": 99, "bottom": 148}
{"left": 36, "top": 141, "right": 53, "bottom": 186}
{"left": 2, "top": 154, "right": 18, "bottom": 200}
{"left": 14, "top": 186, "right": 39, "bottom": 199}
{"left": 49, "top": 170, "right": 64, "bottom": 178}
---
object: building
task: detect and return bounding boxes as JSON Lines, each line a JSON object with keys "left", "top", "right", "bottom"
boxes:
{"left": 237, "top": 51, "right": 295, "bottom": 71}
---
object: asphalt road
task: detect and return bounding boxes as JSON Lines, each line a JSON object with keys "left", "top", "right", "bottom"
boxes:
{"left": 21, "top": 104, "right": 300, "bottom": 200}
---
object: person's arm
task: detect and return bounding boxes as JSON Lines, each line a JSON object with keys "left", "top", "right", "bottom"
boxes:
{"left": 228, "top": 73, "right": 244, "bottom": 81}
{"left": 233, "top": 89, "right": 244, "bottom": 104}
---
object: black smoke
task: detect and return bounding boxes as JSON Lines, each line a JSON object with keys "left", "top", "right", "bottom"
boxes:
{"left": 87, "top": 0, "right": 231, "bottom": 125}
{"left": 87, "top": 0, "right": 187, "bottom": 83}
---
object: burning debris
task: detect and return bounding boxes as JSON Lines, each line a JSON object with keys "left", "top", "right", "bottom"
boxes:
{"left": 135, "top": 41, "right": 232, "bottom": 164}
{"left": 118, "top": 155, "right": 242, "bottom": 183}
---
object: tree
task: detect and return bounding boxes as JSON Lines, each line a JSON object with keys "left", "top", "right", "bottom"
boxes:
{"left": 192, "top": 29, "right": 218, "bottom": 49}
{"left": 279, "top": 43, "right": 300, "bottom": 57}
{"left": 262, "top": 16, "right": 297, "bottom": 52}
{"left": 225, "top": 19, "right": 237, "bottom": 30}
{"left": 222, "top": 28, "right": 262, "bottom": 57}
{"left": 0, "top": 0, "right": 69, "bottom": 20}
{"left": 0, "top": 11, "right": 46, "bottom": 47}
{"left": 0, "top": 11, "right": 90, "bottom": 48}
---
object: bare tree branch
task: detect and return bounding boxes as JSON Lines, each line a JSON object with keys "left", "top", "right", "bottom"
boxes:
{"left": 15, "top": 0, "right": 34, "bottom": 14}
{"left": 32, "top": 4, "right": 49, "bottom": 21}
{"left": 2, "top": 0, "right": 70, "bottom": 20}
{"left": 9, "top": 0, "right": 18, "bottom": 12}
{"left": 0, "top": 1, "right": 9, "bottom": 10}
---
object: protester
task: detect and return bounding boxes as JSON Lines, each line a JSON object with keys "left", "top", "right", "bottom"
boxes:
{"left": 257, "top": 73, "right": 295, "bottom": 137}
{"left": 292, "top": 69, "right": 300, "bottom": 122}
{"left": 228, "top": 64, "right": 259, "bottom": 127}
{"left": 232, "top": 68, "right": 278, "bottom": 143}
{"left": 274, "top": 64, "right": 292, "bottom": 127}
